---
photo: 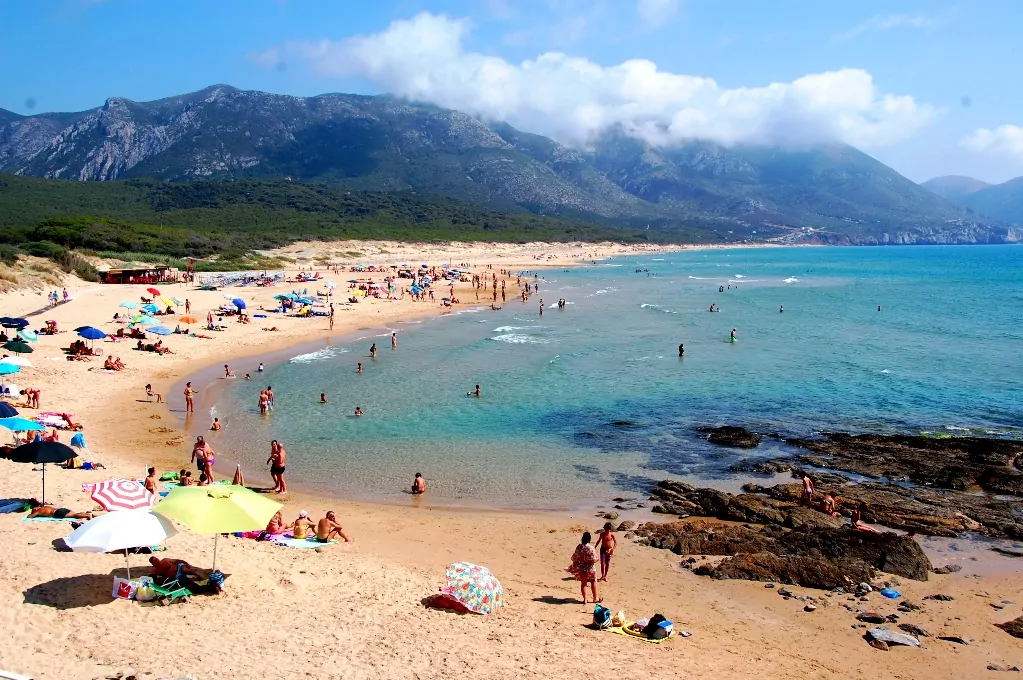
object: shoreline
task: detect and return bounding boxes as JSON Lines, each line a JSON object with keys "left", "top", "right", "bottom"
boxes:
{"left": 4, "top": 240, "right": 1023, "bottom": 680}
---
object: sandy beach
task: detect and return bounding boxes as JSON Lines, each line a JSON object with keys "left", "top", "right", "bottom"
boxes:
{"left": 1, "top": 239, "right": 1021, "bottom": 680}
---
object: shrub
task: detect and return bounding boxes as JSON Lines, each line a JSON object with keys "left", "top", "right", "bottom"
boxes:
{"left": 0, "top": 244, "right": 19, "bottom": 266}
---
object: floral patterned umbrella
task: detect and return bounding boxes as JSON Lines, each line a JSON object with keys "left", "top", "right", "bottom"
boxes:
{"left": 442, "top": 562, "right": 504, "bottom": 615}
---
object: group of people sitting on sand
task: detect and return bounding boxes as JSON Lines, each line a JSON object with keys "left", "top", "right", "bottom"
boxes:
{"left": 103, "top": 355, "right": 126, "bottom": 371}
{"left": 260, "top": 509, "right": 353, "bottom": 543}
{"left": 136, "top": 339, "right": 173, "bottom": 355}
{"left": 66, "top": 340, "right": 99, "bottom": 360}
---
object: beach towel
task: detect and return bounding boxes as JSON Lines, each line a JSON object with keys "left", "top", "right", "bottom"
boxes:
{"left": 273, "top": 536, "right": 338, "bottom": 549}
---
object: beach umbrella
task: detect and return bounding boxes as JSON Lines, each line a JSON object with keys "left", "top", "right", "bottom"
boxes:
{"left": 160, "top": 296, "right": 176, "bottom": 307}
{"left": 135, "top": 316, "right": 158, "bottom": 325}
{"left": 0, "top": 417, "right": 45, "bottom": 432}
{"left": 0, "top": 317, "right": 29, "bottom": 329}
{"left": 0, "top": 363, "right": 20, "bottom": 376}
{"left": 91, "top": 479, "right": 156, "bottom": 511}
{"left": 18, "top": 329, "right": 38, "bottom": 343}
{"left": 3, "top": 340, "right": 33, "bottom": 355}
{"left": 69, "top": 432, "right": 91, "bottom": 459}
{"left": 77, "top": 326, "right": 107, "bottom": 340}
{"left": 179, "top": 316, "right": 198, "bottom": 324}
{"left": 118, "top": 301, "right": 137, "bottom": 309}
{"left": 146, "top": 287, "right": 161, "bottom": 296}
{"left": 0, "top": 356, "right": 31, "bottom": 368}
{"left": 7, "top": 440, "right": 76, "bottom": 504}
{"left": 441, "top": 562, "right": 505, "bottom": 615}
{"left": 148, "top": 326, "right": 172, "bottom": 336}
{"left": 324, "top": 281, "right": 336, "bottom": 288}
{"left": 64, "top": 509, "right": 177, "bottom": 579}
{"left": 170, "top": 297, "right": 184, "bottom": 306}
{"left": 231, "top": 298, "right": 246, "bottom": 310}
{"left": 421, "top": 264, "right": 428, "bottom": 268}
{"left": 154, "top": 486, "right": 282, "bottom": 570}
{"left": 141, "top": 304, "right": 159, "bottom": 314}
{"left": 0, "top": 402, "right": 18, "bottom": 418}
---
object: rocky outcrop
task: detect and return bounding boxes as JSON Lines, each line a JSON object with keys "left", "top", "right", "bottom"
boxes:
{"left": 700, "top": 425, "right": 762, "bottom": 448}
{"left": 636, "top": 521, "right": 931, "bottom": 588}
{"left": 784, "top": 433, "right": 1023, "bottom": 491}
{"left": 995, "top": 615, "right": 1023, "bottom": 639}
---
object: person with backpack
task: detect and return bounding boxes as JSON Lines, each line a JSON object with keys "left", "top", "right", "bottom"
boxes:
{"left": 568, "top": 531, "right": 600, "bottom": 604}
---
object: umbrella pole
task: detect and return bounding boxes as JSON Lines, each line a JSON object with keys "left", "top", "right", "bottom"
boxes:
{"left": 212, "top": 533, "right": 219, "bottom": 572}
{"left": 41, "top": 462, "right": 46, "bottom": 505}
{"left": 124, "top": 548, "right": 131, "bottom": 580}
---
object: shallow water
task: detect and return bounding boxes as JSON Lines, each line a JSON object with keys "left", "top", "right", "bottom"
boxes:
{"left": 204, "top": 245, "right": 1023, "bottom": 508}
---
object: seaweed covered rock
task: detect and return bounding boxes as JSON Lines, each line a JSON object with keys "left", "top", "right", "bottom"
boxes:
{"left": 701, "top": 426, "right": 762, "bottom": 448}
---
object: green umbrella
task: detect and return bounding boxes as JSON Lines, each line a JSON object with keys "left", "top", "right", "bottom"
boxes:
{"left": 154, "top": 486, "right": 282, "bottom": 570}
{"left": 2, "top": 340, "right": 33, "bottom": 355}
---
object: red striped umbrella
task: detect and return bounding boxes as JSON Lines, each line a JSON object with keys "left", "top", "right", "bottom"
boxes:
{"left": 90, "top": 479, "right": 155, "bottom": 511}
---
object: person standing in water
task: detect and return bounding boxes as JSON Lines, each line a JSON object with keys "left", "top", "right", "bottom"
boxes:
{"left": 730, "top": 328, "right": 737, "bottom": 342}
{"left": 678, "top": 343, "right": 684, "bottom": 356}
{"left": 539, "top": 299, "right": 544, "bottom": 316}
{"left": 370, "top": 343, "right": 377, "bottom": 358}
{"left": 779, "top": 305, "right": 784, "bottom": 313}
{"left": 391, "top": 332, "right": 397, "bottom": 349}
{"left": 183, "top": 382, "right": 196, "bottom": 413}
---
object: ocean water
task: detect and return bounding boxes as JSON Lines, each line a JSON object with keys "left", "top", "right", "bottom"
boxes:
{"left": 205, "top": 245, "right": 1023, "bottom": 508}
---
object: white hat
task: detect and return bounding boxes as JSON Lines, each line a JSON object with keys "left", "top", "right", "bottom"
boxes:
{"left": 299, "top": 510, "right": 308, "bottom": 518}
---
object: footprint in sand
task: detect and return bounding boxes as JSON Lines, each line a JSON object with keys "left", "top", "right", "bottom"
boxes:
{"left": 150, "top": 427, "right": 175, "bottom": 434}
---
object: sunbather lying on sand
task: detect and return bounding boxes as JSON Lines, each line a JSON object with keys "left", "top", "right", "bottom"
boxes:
{"left": 28, "top": 504, "right": 92, "bottom": 520}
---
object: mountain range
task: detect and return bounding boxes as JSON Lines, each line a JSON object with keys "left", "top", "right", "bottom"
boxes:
{"left": 0, "top": 84, "right": 1019, "bottom": 245}
{"left": 922, "top": 175, "right": 1023, "bottom": 226}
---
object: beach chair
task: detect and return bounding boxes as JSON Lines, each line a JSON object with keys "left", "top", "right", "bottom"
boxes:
{"left": 150, "top": 579, "right": 190, "bottom": 604}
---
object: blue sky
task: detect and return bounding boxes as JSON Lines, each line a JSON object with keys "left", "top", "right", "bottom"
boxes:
{"left": 1, "top": 0, "right": 1022, "bottom": 183}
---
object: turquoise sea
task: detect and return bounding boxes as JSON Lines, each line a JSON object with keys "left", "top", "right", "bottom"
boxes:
{"left": 202, "top": 245, "right": 1023, "bottom": 508}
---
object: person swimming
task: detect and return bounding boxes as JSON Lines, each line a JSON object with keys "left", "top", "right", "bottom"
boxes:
{"left": 320, "top": 393, "right": 328, "bottom": 404}
{"left": 354, "top": 407, "right": 363, "bottom": 416}
{"left": 467, "top": 384, "right": 481, "bottom": 397}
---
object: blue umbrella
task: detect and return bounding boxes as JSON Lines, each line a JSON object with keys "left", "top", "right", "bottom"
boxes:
{"left": 0, "top": 317, "right": 28, "bottom": 329}
{"left": 231, "top": 298, "right": 246, "bottom": 310}
{"left": 0, "top": 363, "right": 20, "bottom": 376}
{"left": 119, "top": 301, "right": 137, "bottom": 309}
{"left": 18, "top": 330, "right": 38, "bottom": 343}
{"left": 135, "top": 316, "right": 159, "bottom": 325}
{"left": 77, "top": 327, "right": 107, "bottom": 340}
{"left": 148, "top": 326, "right": 172, "bottom": 335}
{"left": 0, "top": 402, "right": 18, "bottom": 418}
{"left": 141, "top": 304, "right": 159, "bottom": 314}
{"left": 0, "top": 417, "right": 46, "bottom": 432}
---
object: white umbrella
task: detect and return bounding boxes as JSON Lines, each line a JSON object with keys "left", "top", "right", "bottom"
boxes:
{"left": 64, "top": 509, "right": 177, "bottom": 578}
{"left": 0, "top": 356, "right": 32, "bottom": 367}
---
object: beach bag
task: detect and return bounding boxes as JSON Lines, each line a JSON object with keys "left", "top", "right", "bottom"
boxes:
{"left": 135, "top": 576, "right": 156, "bottom": 602}
{"left": 112, "top": 577, "right": 137, "bottom": 600}
{"left": 612, "top": 610, "right": 627, "bottom": 628}
{"left": 642, "top": 613, "right": 673, "bottom": 640}
{"left": 593, "top": 604, "right": 612, "bottom": 630}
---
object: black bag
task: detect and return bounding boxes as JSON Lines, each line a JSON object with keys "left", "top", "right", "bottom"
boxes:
{"left": 643, "top": 613, "right": 673, "bottom": 639}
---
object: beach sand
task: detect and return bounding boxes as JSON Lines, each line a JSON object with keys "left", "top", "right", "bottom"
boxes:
{"left": 1, "top": 240, "right": 1020, "bottom": 680}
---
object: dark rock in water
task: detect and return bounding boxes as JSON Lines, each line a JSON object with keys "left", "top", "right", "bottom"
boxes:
{"left": 898, "top": 623, "right": 931, "bottom": 637}
{"left": 731, "top": 459, "right": 794, "bottom": 475}
{"left": 995, "top": 615, "right": 1023, "bottom": 639}
{"left": 924, "top": 594, "right": 955, "bottom": 601}
{"left": 694, "top": 553, "right": 861, "bottom": 590}
{"left": 616, "top": 520, "right": 635, "bottom": 531}
{"left": 701, "top": 425, "right": 762, "bottom": 449}
{"left": 933, "top": 564, "right": 963, "bottom": 574}
{"left": 610, "top": 420, "right": 643, "bottom": 429}
{"left": 785, "top": 432, "right": 1023, "bottom": 491}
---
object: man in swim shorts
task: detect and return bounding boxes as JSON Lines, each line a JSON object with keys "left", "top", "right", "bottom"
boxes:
{"left": 595, "top": 522, "right": 617, "bottom": 582}
{"left": 316, "top": 511, "right": 352, "bottom": 542}
{"left": 28, "top": 505, "right": 92, "bottom": 520}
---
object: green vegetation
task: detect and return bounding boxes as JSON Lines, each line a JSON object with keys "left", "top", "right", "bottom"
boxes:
{"left": 0, "top": 174, "right": 708, "bottom": 273}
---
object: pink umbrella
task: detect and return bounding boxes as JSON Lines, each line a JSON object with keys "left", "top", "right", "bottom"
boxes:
{"left": 90, "top": 479, "right": 155, "bottom": 511}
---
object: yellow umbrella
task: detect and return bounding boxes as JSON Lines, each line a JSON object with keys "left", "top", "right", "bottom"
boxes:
{"left": 154, "top": 486, "right": 282, "bottom": 570}
{"left": 160, "top": 296, "right": 177, "bottom": 308}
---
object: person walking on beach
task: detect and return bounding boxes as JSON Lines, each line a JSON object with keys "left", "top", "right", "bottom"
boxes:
{"left": 144, "top": 467, "right": 158, "bottom": 495}
{"left": 568, "top": 532, "right": 600, "bottom": 604}
{"left": 191, "top": 436, "right": 215, "bottom": 483}
{"left": 801, "top": 474, "right": 815, "bottom": 506}
{"left": 595, "top": 522, "right": 617, "bottom": 582}
{"left": 329, "top": 303, "right": 335, "bottom": 330}
{"left": 183, "top": 382, "right": 196, "bottom": 414}
{"left": 185, "top": 299, "right": 191, "bottom": 314}
{"left": 268, "top": 440, "right": 287, "bottom": 493}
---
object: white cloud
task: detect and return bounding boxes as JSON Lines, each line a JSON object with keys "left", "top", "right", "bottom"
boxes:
{"left": 833, "top": 13, "right": 939, "bottom": 42}
{"left": 248, "top": 47, "right": 282, "bottom": 69}
{"left": 961, "top": 125, "right": 1023, "bottom": 162}
{"left": 636, "top": 0, "right": 679, "bottom": 28}
{"left": 269, "top": 12, "right": 938, "bottom": 150}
